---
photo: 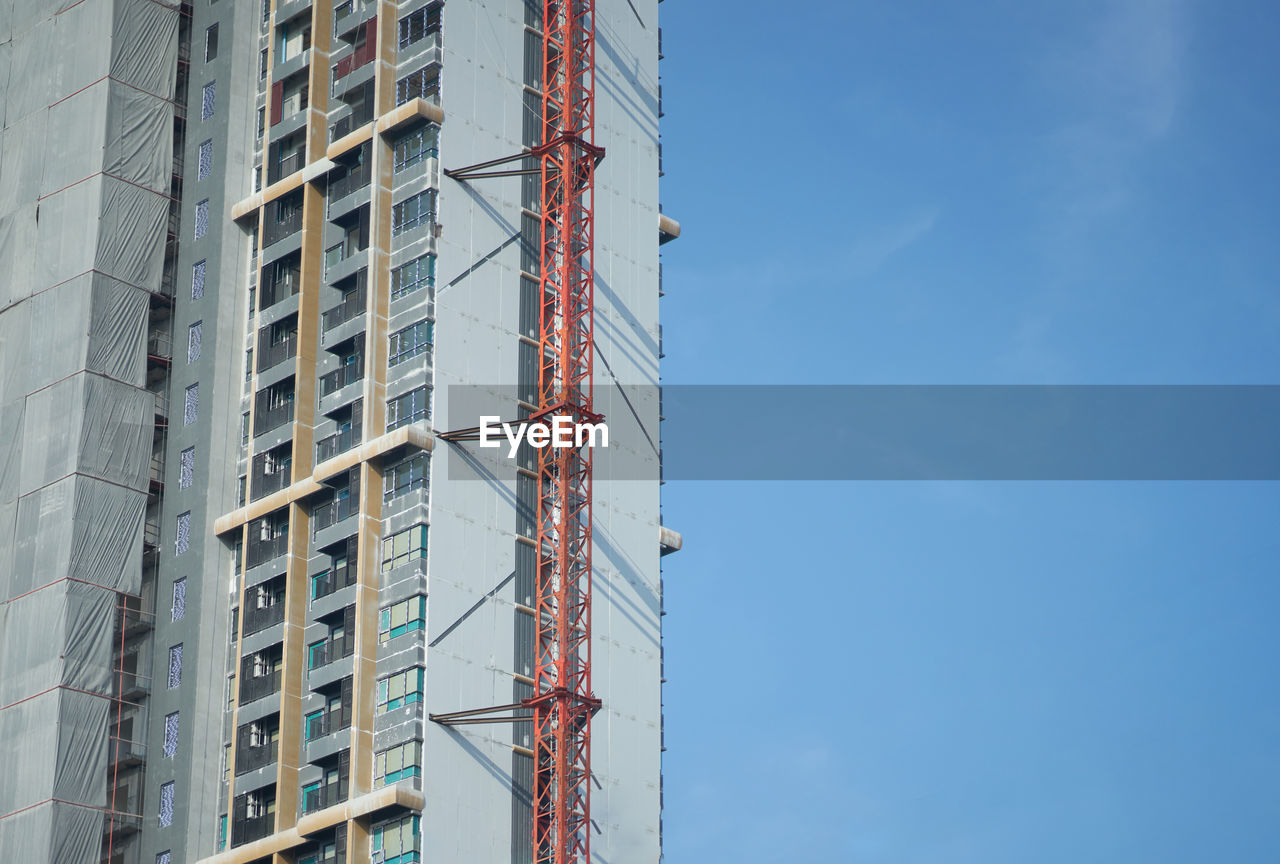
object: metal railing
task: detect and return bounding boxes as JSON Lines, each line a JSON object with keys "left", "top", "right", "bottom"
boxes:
{"left": 321, "top": 281, "right": 367, "bottom": 332}
{"left": 308, "top": 633, "right": 354, "bottom": 671}
{"left": 239, "top": 669, "right": 282, "bottom": 705}
{"left": 232, "top": 812, "right": 275, "bottom": 847}
{"left": 319, "top": 362, "right": 363, "bottom": 398}
{"left": 312, "top": 495, "right": 355, "bottom": 534}
{"left": 253, "top": 402, "right": 294, "bottom": 438}
{"left": 262, "top": 206, "right": 303, "bottom": 246}
{"left": 235, "top": 740, "right": 279, "bottom": 775}
{"left": 327, "top": 162, "right": 371, "bottom": 206}
{"left": 260, "top": 273, "right": 299, "bottom": 310}
{"left": 253, "top": 468, "right": 290, "bottom": 500}
{"left": 311, "top": 564, "right": 357, "bottom": 601}
{"left": 245, "top": 531, "right": 289, "bottom": 569}
{"left": 257, "top": 334, "right": 298, "bottom": 373}
{"left": 305, "top": 705, "right": 351, "bottom": 741}
{"left": 242, "top": 601, "right": 286, "bottom": 636}
{"left": 315, "top": 426, "right": 360, "bottom": 463}
{"left": 302, "top": 778, "right": 349, "bottom": 814}
{"left": 148, "top": 327, "right": 172, "bottom": 359}
{"left": 329, "top": 101, "right": 374, "bottom": 143}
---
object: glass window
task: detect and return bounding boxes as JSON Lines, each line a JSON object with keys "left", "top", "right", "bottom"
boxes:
{"left": 184, "top": 384, "right": 199, "bottom": 426}
{"left": 376, "top": 668, "right": 424, "bottom": 713}
{"left": 373, "top": 814, "right": 421, "bottom": 864}
{"left": 381, "top": 525, "right": 427, "bottom": 572}
{"left": 201, "top": 81, "right": 216, "bottom": 120}
{"left": 391, "top": 190, "right": 437, "bottom": 237}
{"left": 386, "top": 387, "right": 429, "bottom": 431}
{"left": 395, "top": 66, "right": 439, "bottom": 106}
{"left": 397, "top": 5, "right": 440, "bottom": 49}
{"left": 388, "top": 320, "right": 433, "bottom": 367}
{"left": 390, "top": 254, "right": 435, "bottom": 300}
{"left": 205, "top": 23, "right": 219, "bottom": 61}
{"left": 192, "top": 260, "right": 206, "bottom": 299}
{"left": 378, "top": 596, "right": 426, "bottom": 643}
{"left": 393, "top": 126, "right": 439, "bottom": 173}
{"left": 375, "top": 739, "right": 422, "bottom": 786}
{"left": 384, "top": 454, "right": 429, "bottom": 502}
{"left": 163, "top": 712, "right": 180, "bottom": 757}
{"left": 179, "top": 447, "right": 195, "bottom": 489}
{"left": 157, "top": 852, "right": 172, "bottom": 864}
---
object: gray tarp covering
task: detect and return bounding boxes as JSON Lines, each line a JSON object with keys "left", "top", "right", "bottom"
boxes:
{"left": 0, "top": 0, "right": 180, "bottom": 861}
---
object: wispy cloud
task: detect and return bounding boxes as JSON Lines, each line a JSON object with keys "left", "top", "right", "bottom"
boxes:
{"left": 848, "top": 206, "right": 941, "bottom": 277}
{"left": 1038, "top": 0, "right": 1190, "bottom": 220}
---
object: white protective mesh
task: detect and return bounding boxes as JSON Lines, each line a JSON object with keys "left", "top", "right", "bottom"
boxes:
{"left": 191, "top": 259, "right": 206, "bottom": 299}
{"left": 163, "top": 712, "right": 179, "bottom": 757}
{"left": 171, "top": 577, "right": 186, "bottom": 621}
{"left": 158, "top": 780, "right": 175, "bottom": 827}
{"left": 167, "top": 644, "right": 182, "bottom": 689}
{"left": 187, "top": 321, "right": 202, "bottom": 363}
{"left": 179, "top": 447, "right": 195, "bottom": 489}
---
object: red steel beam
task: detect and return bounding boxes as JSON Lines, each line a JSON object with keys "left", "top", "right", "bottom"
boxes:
{"left": 525, "top": 1, "right": 603, "bottom": 863}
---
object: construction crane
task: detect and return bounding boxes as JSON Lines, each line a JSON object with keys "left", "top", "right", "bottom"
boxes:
{"left": 528, "top": 2, "right": 603, "bottom": 863}
{"left": 434, "top": 2, "right": 603, "bottom": 863}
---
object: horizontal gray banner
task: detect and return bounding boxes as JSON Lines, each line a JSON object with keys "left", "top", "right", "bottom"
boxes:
{"left": 439, "top": 385, "right": 1280, "bottom": 480}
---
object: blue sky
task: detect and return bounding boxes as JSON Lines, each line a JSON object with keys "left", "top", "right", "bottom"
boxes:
{"left": 656, "top": 2, "right": 1280, "bottom": 861}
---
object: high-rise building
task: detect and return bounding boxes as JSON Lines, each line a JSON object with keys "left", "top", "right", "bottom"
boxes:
{"left": 0, "top": 2, "right": 676, "bottom": 864}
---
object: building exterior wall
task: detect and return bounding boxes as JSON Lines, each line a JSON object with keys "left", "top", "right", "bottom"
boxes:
{"left": 0, "top": 2, "right": 664, "bottom": 863}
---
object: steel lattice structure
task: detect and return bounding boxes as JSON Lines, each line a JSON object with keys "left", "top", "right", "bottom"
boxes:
{"left": 528, "top": 1, "right": 603, "bottom": 863}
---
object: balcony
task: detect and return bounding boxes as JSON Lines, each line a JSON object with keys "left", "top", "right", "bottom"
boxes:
{"left": 115, "top": 669, "right": 151, "bottom": 701}
{"left": 243, "top": 601, "right": 286, "bottom": 637}
{"left": 311, "top": 564, "right": 357, "bottom": 602}
{"left": 302, "top": 778, "right": 348, "bottom": 814}
{"left": 329, "top": 101, "right": 374, "bottom": 144}
{"left": 233, "top": 812, "right": 276, "bottom": 847}
{"left": 327, "top": 163, "right": 371, "bottom": 210}
{"left": 312, "top": 496, "right": 355, "bottom": 534}
{"left": 262, "top": 207, "right": 303, "bottom": 246}
{"left": 109, "top": 737, "right": 147, "bottom": 768}
{"left": 321, "top": 281, "right": 367, "bottom": 333}
{"left": 257, "top": 334, "right": 298, "bottom": 373}
{"left": 239, "top": 670, "right": 282, "bottom": 705}
{"left": 254, "top": 402, "right": 294, "bottom": 438}
{"left": 305, "top": 705, "right": 351, "bottom": 741}
{"left": 235, "top": 740, "right": 279, "bottom": 776}
{"left": 319, "top": 362, "right": 363, "bottom": 398}
{"left": 315, "top": 426, "right": 360, "bottom": 464}
{"left": 147, "top": 327, "right": 172, "bottom": 364}
{"left": 246, "top": 531, "right": 289, "bottom": 569}
{"left": 308, "top": 634, "right": 354, "bottom": 671}
{"left": 332, "top": 30, "right": 376, "bottom": 88}
{"left": 254, "top": 467, "right": 290, "bottom": 500}
{"left": 260, "top": 273, "right": 300, "bottom": 312}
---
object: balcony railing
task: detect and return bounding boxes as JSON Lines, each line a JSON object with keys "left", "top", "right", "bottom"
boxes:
{"left": 233, "top": 812, "right": 276, "bottom": 847}
{"left": 268, "top": 149, "right": 305, "bottom": 185}
{"left": 254, "top": 468, "right": 290, "bottom": 500}
{"left": 312, "top": 496, "right": 355, "bottom": 534}
{"left": 257, "top": 335, "right": 298, "bottom": 373}
{"left": 311, "top": 564, "right": 357, "bottom": 601}
{"left": 315, "top": 426, "right": 360, "bottom": 463}
{"left": 308, "top": 633, "right": 354, "bottom": 671}
{"left": 254, "top": 402, "right": 295, "bottom": 438}
{"left": 305, "top": 705, "right": 351, "bottom": 741}
{"left": 148, "top": 327, "right": 172, "bottom": 360}
{"left": 329, "top": 102, "right": 374, "bottom": 143}
{"left": 327, "top": 162, "right": 371, "bottom": 207}
{"left": 242, "top": 601, "right": 286, "bottom": 637}
{"left": 260, "top": 274, "right": 299, "bottom": 310}
{"left": 319, "top": 362, "right": 363, "bottom": 397}
{"left": 239, "top": 670, "right": 282, "bottom": 705}
{"left": 332, "top": 29, "right": 376, "bottom": 84}
{"left": 235, "top": 740, "right": 279, "bottom": 776}
{"left": 262, "top": 207, "right": 303, "bottom": 246}
{"left": 321, "top": 281, "right": 367, "bottom": 332}
{"left": 245, "top": 531, "right": 289, "bottom": 569}
{"left": 302, "top": 778, "right": 348, "bottom": 814}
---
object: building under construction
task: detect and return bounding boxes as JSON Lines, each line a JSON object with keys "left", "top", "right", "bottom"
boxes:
{"left": 0, "top": 1, "right": 678, "bottom": 862}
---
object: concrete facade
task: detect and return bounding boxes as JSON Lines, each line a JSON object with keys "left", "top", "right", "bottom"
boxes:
{"left": 0, "top": 2, "right": 666, "bottom": 863}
